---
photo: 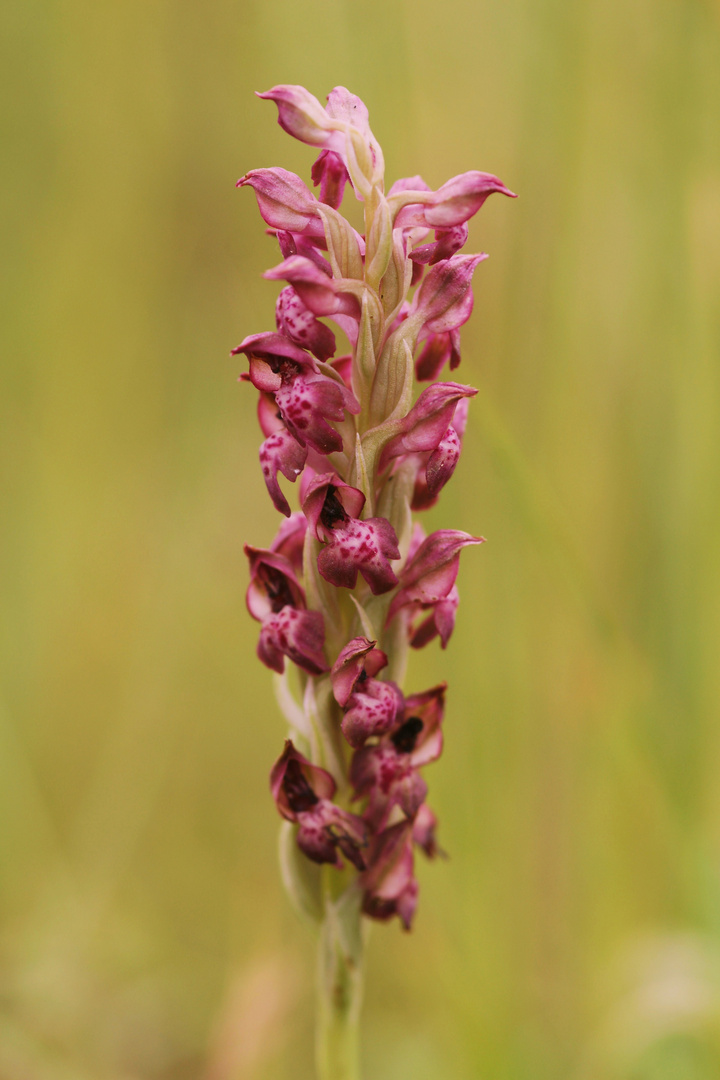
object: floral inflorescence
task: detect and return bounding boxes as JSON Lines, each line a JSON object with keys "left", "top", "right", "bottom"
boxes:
{"left": 236, "top": 85, "right": 514, "bottom": 930}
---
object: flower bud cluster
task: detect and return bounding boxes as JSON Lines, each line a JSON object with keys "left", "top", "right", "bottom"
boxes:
{"left": 235, "top": 85, "right": 514, "bottom": 929}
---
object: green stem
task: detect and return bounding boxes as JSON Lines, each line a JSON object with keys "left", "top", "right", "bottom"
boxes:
{"left": 316, "top": 885, "right": 365, "bottom": 1080}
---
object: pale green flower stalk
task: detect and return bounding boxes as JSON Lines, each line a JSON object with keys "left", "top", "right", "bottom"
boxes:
{"left": 234, "top": 85, "right": 515, "bottom": 1079}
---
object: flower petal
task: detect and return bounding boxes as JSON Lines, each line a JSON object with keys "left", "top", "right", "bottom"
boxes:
{"left": 413, "top": 254, "right": 486, "bottom": 335}
{"left": 270, "top": 740, "right": 336, "bottom": 819}
{"left": 341, "top": 679, "right": 404, "bottom": 749}
{"left": 311, "top": 149, "right": 349, "bottom": 209}
{"left": 318, "top": 516, "right": 400, "bottom": 595}
{"left": 257, "top": 85, "right": 345, "bottom": 151}
{"left": 237, "top": 167, "right": 322, "bottom": 235}
{"left": 331, "top": 636, "right": 388, "bottom": 707}
{"left": 258, "top": 606, "right": 327, "bottom": 674}
{"left": 259, "top": 428, "right": 308, "bottom": 516}
{"left": 276, "top": 286, "right": 336, "bottom": 362}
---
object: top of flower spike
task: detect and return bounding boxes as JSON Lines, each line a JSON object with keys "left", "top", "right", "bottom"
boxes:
{"left": 257, "top": 84, "right": 384, "bottom": 199}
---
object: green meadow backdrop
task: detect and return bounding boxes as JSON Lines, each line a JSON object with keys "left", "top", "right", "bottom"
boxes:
{"left": 2, "top": 1, "right": 720, "bottom": 1077}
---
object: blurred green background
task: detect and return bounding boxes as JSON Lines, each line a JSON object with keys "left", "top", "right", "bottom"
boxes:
{"left": 2, "top": 0, "right": 720, "bottom": 1077}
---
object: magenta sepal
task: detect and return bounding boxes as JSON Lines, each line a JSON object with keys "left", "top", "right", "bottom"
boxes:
{"left": 311, "top": 149, "right": 349, "bottom": 209}
{"left": 303, "top": 475, "right": 401, "bottom": 595}
{"left": 350, "top": 684, "right": 445, "bottom": 829}
{"left": 360, "top": 822, "right": 418, "bottom": 930}
{"left": 425, "top": 423, "right": 462, "bottom": 497}
{"left": 408, "top": 585, "right": 459, "bottom": 649}
{"left": 412, "top": 804, "right": 445, "bottom": 859}
{"left": 276, "top": 230, "right": 333, "bottom": 276}
{"left": 380, "top": 383, "right": 477, "bottom": 466}
{"left": 325, "top": 85, "right": 371, "bottom": 134}
{"left": 410, "top": 224, "right": 469, "bottom": 266}
{"left": 237, "top": 168, "right": 323, "bottom": 236}
{"left": 257, "top": 85, "right": 346, "bottom": 152}
{"left": 386, "top": 530, "right": 484, "bottom": 637}
{"left": 271, "top": 740, "right": 368, "bottom": 870}
{"left": 408, "top": 400, "right": 469, "bottom": 511}
{"left": 264, "top": 256, "right": 360, "bottom": 318}
{"left": 331, "top": 636, "right": 388, "bottom": 707}
{"left": 414, "top": 283, "right": 474, "bottom": 381}
{"left": 233, "top": 331, "right": 318, "bottom": 390}
{"left": 269, "top": 511, "right": 307, "bottom": 572}
{"left": 395, "top": 171, "right": 516, "bottom": 230}
{"left": 245, "top": 546, "right": 328, "bottom": 675}
{"left": 413, "top": 254, "right": 486, "bottom": 335}
{"left": 415, "top": 328, "right": 462, "bottom": 381}
{"left": 276, "top": 286, "right": 336, "bottom": 362}
{"left": 424, "top": 171, "right": 517, "bottom": 227}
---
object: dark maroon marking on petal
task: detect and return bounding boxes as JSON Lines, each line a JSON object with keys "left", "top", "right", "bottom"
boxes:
{"left": 283, "top": 759, "right": 320, "bottom": 813}
{"left": 320, "top": 485, "right": 350, "bottom": 530}
{"left": 391, "top": 717, "right": 424, "bottom": 754}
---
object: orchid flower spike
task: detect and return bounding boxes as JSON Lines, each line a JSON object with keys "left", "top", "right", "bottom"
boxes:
{"left": 234, "top": 82, "right": 515, "bottom": 1073}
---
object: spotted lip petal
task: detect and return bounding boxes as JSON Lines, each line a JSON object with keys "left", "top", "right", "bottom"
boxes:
{"left": 317, "top": 516, "right": 401, "bottom": 595}
{"left": 409, "top": 431, "right": 462, "bottom": 511}
{"left": 236, "top": 334, "right": 358, "bottom": 457}
{"left": 351, "top": 744, "right": 428, "bottom": 824}
{"left": 425, "top": 424, "right": 462, "bottom": 497}
{"left": 274, "top": 370, "right": 357, "bottom": 455}
{"left": 341, "top": 678, "right": 405, "bottom": 749}
{"left": 303, "top": 475, "right": 400, "bottom": 594}
{"left": 350, "top": 684, "right": 445, "bottom": 827}
{"left": 276, "top": 286, "right": 336, "bottom": 362}
{"left": 258, "top": 607, "right": 327, "bottom": 674}
{"left": 409, "top": 398, "right": 470, "bottom": 510}
{"left": 259, "top": 428, "right": 308, "bottom": 516}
